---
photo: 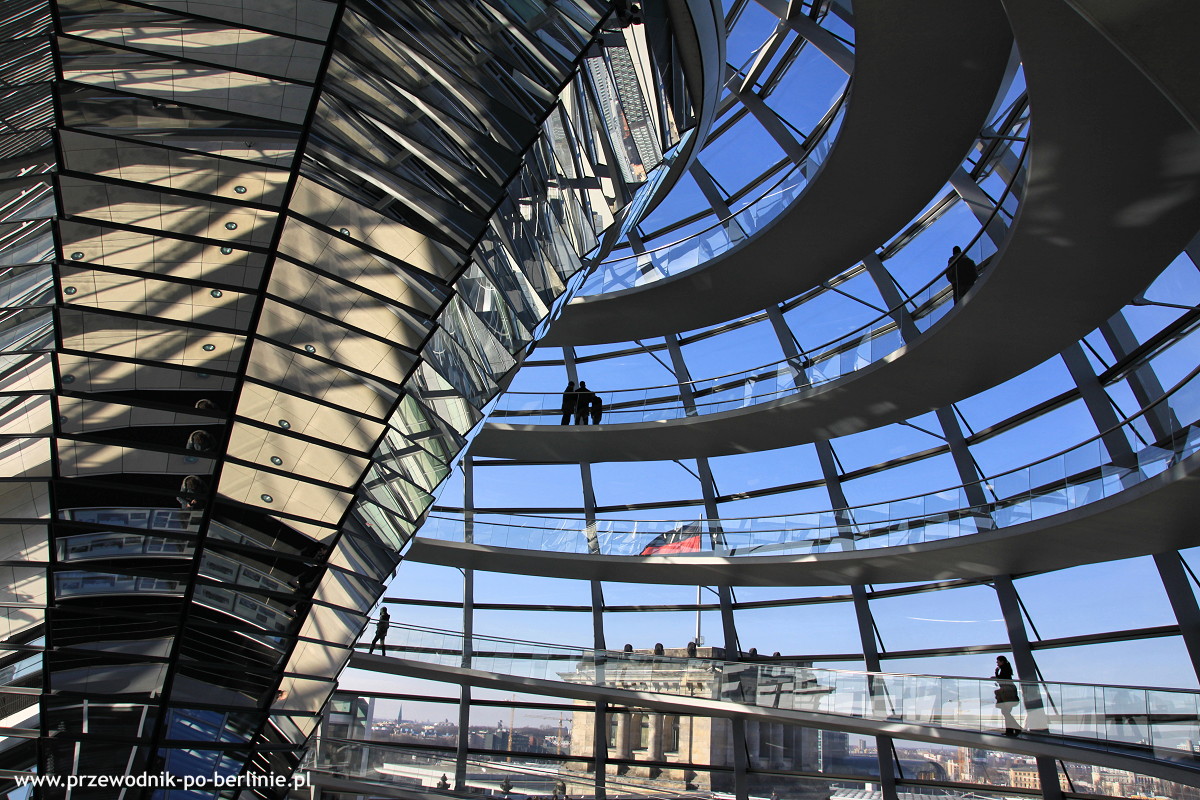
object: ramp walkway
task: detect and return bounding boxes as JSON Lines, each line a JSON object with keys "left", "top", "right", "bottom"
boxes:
{"left": 541, "top": 0, "right": 1013, "bottom": 345}
{"left": 350, "top": 624, "right": 1200, "bottom": 788}
{"left": 414, "top": 369, "right": 1200, "bottom": 584}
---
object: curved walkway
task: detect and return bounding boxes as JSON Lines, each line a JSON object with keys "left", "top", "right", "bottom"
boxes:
{"left": 487, "top": 213, "right": 1015, "bottom": 427}
{"left": 350, "top": 626, "right": 1200, "bottom": 787}
{"left": 474, "top": 0, "right": 1200, "bottom": 463}
{"left": 488, "top": 163, "right": 1023, "bottom": 427}
{"left": 408, "top": 441, "right": 1200, "bottom": 586}
{"left": 419, "top": 372, "right": 1200, "bottom": 585}
{"left": 540, "top": 0, "right": 1013, "bottom": 346}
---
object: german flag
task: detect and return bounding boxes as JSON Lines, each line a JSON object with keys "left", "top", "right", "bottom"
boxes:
{"left": 639, "top": 523, "right": 703, "bottom": 555}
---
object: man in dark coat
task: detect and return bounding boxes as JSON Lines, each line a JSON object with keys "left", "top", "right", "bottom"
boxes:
{"left": 574, "top": 382, "right": 591, "bottom": 424}
{"left": 945, "top": 245, "right": 978, "bottom": 302}
{"left": 560, "top": 381, "right": 577, "bottom": 425}
{"left": 368, "top": 607, "right": 390, "bottom": 655}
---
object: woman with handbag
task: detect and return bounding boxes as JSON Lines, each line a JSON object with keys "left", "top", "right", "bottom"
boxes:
{"left": 993, "top": 655, "right": 1021, "bottom": 736}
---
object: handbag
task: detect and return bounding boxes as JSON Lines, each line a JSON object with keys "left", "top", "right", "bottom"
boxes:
{"left": 994, "top": 683, "right": 1019, "bottom": 704}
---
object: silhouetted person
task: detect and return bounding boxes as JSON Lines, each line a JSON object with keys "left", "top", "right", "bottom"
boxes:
{"left": 653, "top": 642, "right": 664, "bottom": 655}
{"left": 368, "top": 607, "right": 390, "bottom": 655}
{"left": 186, "top": 430, "right": 215, "bottom": 451}
{"left": 686, "top": 641, "right": 697, "bottom": 657}
{"left": 1111, "top": 687, "right": 1142, "bottom": 727}
{"left": 623, "top": 643, "right": 633, "bottom": 652}
{"left": 574, "top": 382, "right": 591, "bottom": 425}
{"left": 560, "top": 381, "right": 577, "bottom": 425}
{"left": 589, "top": 391, "right": 603, "bottom": 425}
{"left": 613, "top": 0, "right": 643, "bottom": 26}
{"left": 302, "top": 542, "right": 331, "bottom": 563}
{"left": 945, "top": 245, "right": 978, "bottom": 302}
{"left": 177, "top": 475, "right": 206, "bottom": 510}
{"left": 994, "top": 654, "right": 1014, "bottom": 680}
{"left": 993, "top": 655, "right": 1020, "bottom": 735}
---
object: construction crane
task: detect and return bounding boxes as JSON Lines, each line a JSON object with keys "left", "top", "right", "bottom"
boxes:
{"left": 522, "top": 710, "right": 570, "bottom": 755}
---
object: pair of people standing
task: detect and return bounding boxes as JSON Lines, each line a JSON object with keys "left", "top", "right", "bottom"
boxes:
{"left": 560, "top": 381, "right": 603, "bottom": 425}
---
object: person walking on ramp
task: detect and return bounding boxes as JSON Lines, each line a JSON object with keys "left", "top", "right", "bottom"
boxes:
{"left": 945, "top": 245, "right": 978, "bottom": 303}
{"left": 368, "top": 607, "right": 391, "bottom": 655}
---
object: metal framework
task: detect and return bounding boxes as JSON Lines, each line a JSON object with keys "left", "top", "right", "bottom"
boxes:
{"left": 3, "top": 0, "right": 1200, "bottom": 799}
{"left": 0, "top": 0, "right": 713, "bottom": 792}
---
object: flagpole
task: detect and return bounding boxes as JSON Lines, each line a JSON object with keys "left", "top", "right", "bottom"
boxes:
{"left": 695, "top": 585, "right": 701, "bottom": 646}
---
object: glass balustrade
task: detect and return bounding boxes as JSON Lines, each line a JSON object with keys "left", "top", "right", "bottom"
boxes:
{"left": 304, "top": 736, "right": 711, "bottom": 799}
{"left": 363, "top": 624, "right": 1200, "bottom": 768}
{"left": 424, "top": 369, "right": 1200, "bottom": 557}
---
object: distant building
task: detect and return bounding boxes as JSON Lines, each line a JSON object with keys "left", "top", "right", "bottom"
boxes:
{"left": 560, "top": 646, "right": 831, "bottom": 798}
{"left": 1008, "top": 764, "right": 1070, "bottom": 791}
